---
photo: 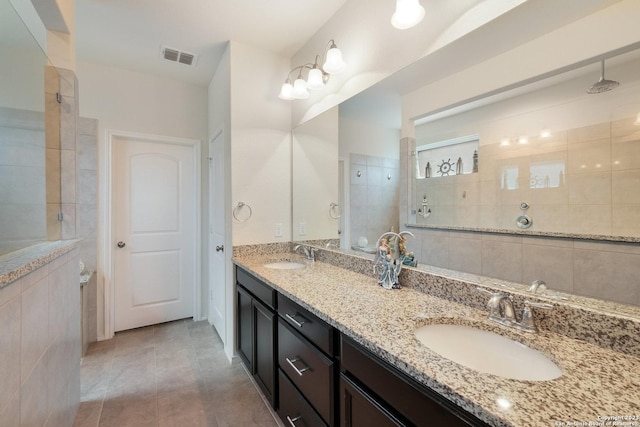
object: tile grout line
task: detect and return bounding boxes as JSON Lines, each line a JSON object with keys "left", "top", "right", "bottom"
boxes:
{"left": 94, "top": 340, "right": 117, "bottom": 426}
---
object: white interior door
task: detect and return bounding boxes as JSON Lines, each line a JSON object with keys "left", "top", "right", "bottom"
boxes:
{"left": 113, "top": 135, "right": 196, "bottom": 332}
{"left": 208, "top": 130, "right": 226, "bottom": 342}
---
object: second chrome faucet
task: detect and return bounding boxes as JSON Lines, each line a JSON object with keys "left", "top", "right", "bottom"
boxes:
{"left": 477, "top": 287, "right": 553, "bottom": 333}
{"left": 293, "top": 244, "right": 316, "bottom": 260}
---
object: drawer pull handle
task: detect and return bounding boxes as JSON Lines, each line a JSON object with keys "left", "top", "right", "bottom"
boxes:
{"left": 286, "top": 415, "right": 302, "bottom": 426}
{"left": 285, "top": 313, "right": 306, "bottom": 328}
{"left": 286, "top": 357, "right": 311, "bottom": 376}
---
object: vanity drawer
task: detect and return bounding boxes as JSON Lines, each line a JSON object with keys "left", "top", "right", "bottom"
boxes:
{"left": 278, "top": 369, "right": 327, "bottom": 427}
{"left": 278, "top": 294, "right": 334, "bottom": 355}
{"left": 279, "top": 318, "right": 334, "bottom": 425}
{"left": 237, "top": 267, "right": 276, "bottom": 309}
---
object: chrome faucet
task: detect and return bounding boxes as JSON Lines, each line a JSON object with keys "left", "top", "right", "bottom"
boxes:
{"left": 293, "top": 244, "right": 316, "bottom": 260}
{"left": 477, "top": 287, "right": 553, "bottom": 333}
{"left": 527, "top": 280, "right": 547, "bottom": 294}
{"left": 485, "top": 291, "right": 516, "bottom": 326}
{"left": 518, "top": 300, "right": 554, "bottom": 333}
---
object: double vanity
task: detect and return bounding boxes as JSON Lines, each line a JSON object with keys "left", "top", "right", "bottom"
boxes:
{"left": 233, "top": 244, "right": 640, "bottom": 427}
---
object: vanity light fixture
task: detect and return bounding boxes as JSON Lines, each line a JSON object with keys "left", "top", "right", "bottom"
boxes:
{"left": 540, "top": 129, "right": 551, "bottom": 138}
{"left": 517, "top": 136, "right": 529, "bottom": 145}
{"left": 279, "top": 39, "right": 346, "bottom": 100}
{"left": 391, "top": 0, "right": 426, "bottom": 29}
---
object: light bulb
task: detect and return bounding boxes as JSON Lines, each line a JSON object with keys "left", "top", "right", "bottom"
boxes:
{"left": 278, "top": 82, "right": 294, "bottom": 100}
{"left": 391, "top": 0, "right": 425, "bottom": 30}
{"left": 292, "top": 77, "right": 309, "bottom": 99}
{"left": 323, "top": 45, "right": 346, "bottom": 74}
{"left": 307, "top": 67, "right": 325, "bottom": 90}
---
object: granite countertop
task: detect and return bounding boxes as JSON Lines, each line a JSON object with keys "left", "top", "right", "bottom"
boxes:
{"left": 233, "top": 253, "right": 640, "bottom": 427}
{"left": 0, "top": 240, "right": 80, "bottom": 288}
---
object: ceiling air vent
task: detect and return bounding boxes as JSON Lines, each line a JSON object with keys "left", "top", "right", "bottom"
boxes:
{"left": 161, "top": 45, "right": 198, "bottom": 66}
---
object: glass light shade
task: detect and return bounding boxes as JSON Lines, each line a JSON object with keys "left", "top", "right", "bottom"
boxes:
{"left": 278, "top": 82, "right": 294, "bottom": 100}
{"left": 391, "top": 0, "right": 425, "bottom": 29}
{"left": 323, "top": 47, "right": 346, "bottom": 74}
{"left": 635, "top": 112, "right": 640, "bottom": 126}
{"left": 307, "top": 68, "right": 325, "bottom": 90}
{"left": 292, "top": 78, "right": 309, "bottom": 99}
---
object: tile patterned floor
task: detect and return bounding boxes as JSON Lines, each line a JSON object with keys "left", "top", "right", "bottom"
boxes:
{"left": 73, "top": 319, "right": 280, "bottom": 427}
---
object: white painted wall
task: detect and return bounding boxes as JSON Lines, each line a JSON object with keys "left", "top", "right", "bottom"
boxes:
{"left": 338, "top": 112, "right": 400, "bottom": 161}
{"left": 0, "top": 45, "right": 46, "bottom": 112}
{"left": 9, "top": 0, "right": 47, "bottom": 52}
{"left": 403, "top": 0, "right": 640, "bottom": 137}
{"left": 289, "top": 0, "right": 532, "bottom": 126}
{"left": 229, "top": 41, "right": 292, "bottom": 245}
{"left": 292, "top": 106, "right": 339, "bottom": 241}
{"left": 77, "top": 60, "right": 208, "bottom": 340}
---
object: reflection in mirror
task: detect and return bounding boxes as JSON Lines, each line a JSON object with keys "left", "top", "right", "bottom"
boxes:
{"left": 294, "top": 45, "right": 640, "bottom": 316}
{"left": 411, "top": 48, "right": 640, "bottom": 238}
{"left": 339, "top": 94, "right": 401, "bottom": 254}
{"left": 0, "top": 1, "right": 58, "bottom": 255}
{"left": 292, "top": 106, "right": 340, "bottom": 243}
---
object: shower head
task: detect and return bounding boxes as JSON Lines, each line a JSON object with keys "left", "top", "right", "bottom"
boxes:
{"left": 587, "top": 60, "right": 620, "bottom": 94}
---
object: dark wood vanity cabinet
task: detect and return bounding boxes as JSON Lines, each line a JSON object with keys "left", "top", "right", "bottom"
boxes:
{"left": 340, "top": 336, "right": 491, "bottom": 427}
{"left": 236, "top": 267, "right": 277, "bottom": 407}
{"left": 277, "top": 294, "right": 338, "bottom": 427}
{"left": 235, "top": 265, "right": 489, "bottom": 427}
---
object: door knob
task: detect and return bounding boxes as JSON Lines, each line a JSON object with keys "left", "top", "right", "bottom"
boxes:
{"left": 117, "top": 241, "right": 126, "bottom": 248}
{"left": 216, "top": 245, "right": 224, "bottom": 252}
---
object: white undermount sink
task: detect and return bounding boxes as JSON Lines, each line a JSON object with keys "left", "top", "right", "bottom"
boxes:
{"left": 415, "top": 323, "right": 562, "bottom": 381}
{"left": 263, "top": 261, "right": 306, "bottom": 270}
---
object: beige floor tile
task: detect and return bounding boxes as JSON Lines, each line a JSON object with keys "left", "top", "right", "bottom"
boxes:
{"left": 74, "top": 319, "right": 278, "bottom": 427}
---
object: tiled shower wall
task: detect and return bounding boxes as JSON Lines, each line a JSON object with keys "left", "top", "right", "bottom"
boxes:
{"left": 77, "top": 116, "right": 98, "bottom": 352}
{"left": 59, "top": 68, "right": 99, "bottom": 353}
{"left": 406, "top": 228, "right": 640, "bottom": 307}
{"left": 0, "top": 107, "right": 47, "bottom": 253}
{"left": 400, "top": 137, "right": 640, "bottom": 307}
{"left": 350, "top": 153, "right": 399, "bottom": 247}
{"left": 414, "top": 118, "right": 640, "bottom": 237}
{"left": 0, "top": 249, "right": 81, "bottom": 426}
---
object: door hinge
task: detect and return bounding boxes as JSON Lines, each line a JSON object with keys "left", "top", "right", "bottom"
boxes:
{"left": 56, "top": 92, "right": 62, "bottom": 104}
{"left": 57, "top": 212, "right": 63, "bottom": 222}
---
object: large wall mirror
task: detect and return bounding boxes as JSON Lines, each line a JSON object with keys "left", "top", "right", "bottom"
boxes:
{"left": 291, "top": 106, "right": 340, "bottom": 243}
{"left": 292, "top": 37, "right": 640, "bottom": 315}
{"left": 411, "top": 48, "right": 640, "bottom": 239}
{"left": 292, "top": 91, "right": 402, "bottom": 254}
{"left": 0, "top": 0, "right": 61, "bottom": 255}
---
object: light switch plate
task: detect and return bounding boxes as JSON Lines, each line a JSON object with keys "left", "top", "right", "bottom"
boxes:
{"left": 275, "top": 223, "right": 283, "bottom": 237}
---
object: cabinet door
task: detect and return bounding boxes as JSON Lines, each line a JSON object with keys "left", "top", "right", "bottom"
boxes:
{"left": 237, "top": 286, "right": 253, "bottom": 371}
{"left": 254, "top": 298, "right": 276, "bottom": 406}
{"left": 340, "top": 374, "right": 405, "bottom": 427}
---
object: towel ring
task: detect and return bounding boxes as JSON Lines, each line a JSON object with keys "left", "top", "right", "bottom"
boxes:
{"left": 233, "top": 202, "right": 252, "bottom": 222}
{"left": 329, "top": 202, "right": 341, "bottom": 219}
